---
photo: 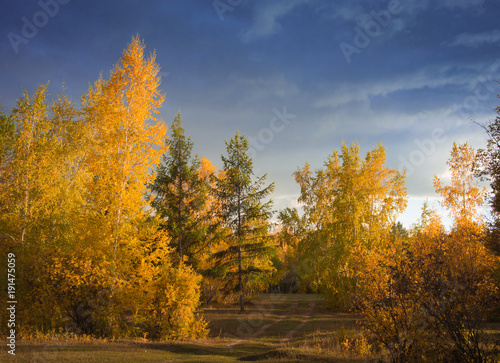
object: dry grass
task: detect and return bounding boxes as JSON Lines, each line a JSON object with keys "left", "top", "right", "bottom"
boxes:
{"left": 6, "top": 294, "right": 500, "bottom": 362}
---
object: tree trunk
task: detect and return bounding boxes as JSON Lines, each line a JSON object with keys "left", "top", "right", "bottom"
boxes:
{"left": 238, "top": 183, "right": 244, "bottom": 313}
{"left": 178, "top": 196, "right": 182, "bottom": 262}
{"left": 238, "top": 244, "right": 244, "bottom": 312}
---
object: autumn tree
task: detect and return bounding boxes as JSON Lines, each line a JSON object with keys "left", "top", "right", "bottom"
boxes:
{"left": 359, "top": 143, "right": 498, "bottom": 362}
{"left": 357, "top": 206, "right": 443, "bottom": 361}
{"left": 0, "top": 85, "right": 89, "bottom": 333}
{"left": 475, "top": 105, "right": 500, "bottom": 254}
{"left": 78, "top": 35, "right": 168, "bottom": 334}
{"left": 274, "top": 207, "right": 309, "bottom": 293}
{"left": 149, "top": 112, "right": 208, "bottom": 266}
{"left": 293, "top": 142, "right": 407, "bottom": 309}
{"left": 431, "top": 142, "right": 496, "bottom": 360}
{"left": 0, "top": 111, "right": 14, "bottom": 177}
{"left": 0, "top": 37, "right": 210, "bottom": 340}
{"left": 81, "top": 34, "right": 166, "bottom": 254}
{"left": 1, "top": 84, "right": 52, "bottom": 247}
{"left": 129, "top": 224, "right": 207, "bottom": 340}
{"left": 434, "top": 142, "right": 487, "bottom": 229}
{"left": 212, "top": 132, "right": 274, "bottom": 312}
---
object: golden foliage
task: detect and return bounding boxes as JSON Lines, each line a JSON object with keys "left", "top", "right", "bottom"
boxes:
{"left": 0, "top": 37, "right": 207, "bottom": 341}
{"left": 357, "top": 144, "right": 498, "bottom": 361}
{"left": 293, "top": 142, "right": 407, "bottom": 309}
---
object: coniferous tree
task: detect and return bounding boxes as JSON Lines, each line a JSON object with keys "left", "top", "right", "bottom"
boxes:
{"left": 212, "top": 131, "right": 274, "bottom": 312}
{"left": 150, "top": 112, "right": 208, "bottom": 266}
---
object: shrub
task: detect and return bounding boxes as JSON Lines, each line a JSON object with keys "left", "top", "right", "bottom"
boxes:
{"left": 357, "top": 224, "right": 499, "bottom": 362}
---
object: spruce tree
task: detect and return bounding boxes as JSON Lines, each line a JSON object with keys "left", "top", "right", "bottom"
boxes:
{"left": 212, "top": 131, "right": 274, "bottom": 312}
{"left": 150, "top": 112, "right": 208, "bottom": 266}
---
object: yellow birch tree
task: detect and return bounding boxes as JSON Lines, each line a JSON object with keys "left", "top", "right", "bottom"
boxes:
{"left": 80, "top": 35, "right": 167, "bottom": 333}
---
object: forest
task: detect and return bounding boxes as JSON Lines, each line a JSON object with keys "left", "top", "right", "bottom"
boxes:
{"left": 1, "top": 36, "right": 500, "bottom": 362}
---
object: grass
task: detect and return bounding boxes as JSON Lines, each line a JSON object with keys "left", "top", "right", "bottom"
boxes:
{"left": 4, "top": 294, "right": 500, "bottom": 362}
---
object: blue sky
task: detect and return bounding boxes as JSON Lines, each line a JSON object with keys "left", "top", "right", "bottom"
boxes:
{"left": 2, "top": 0, "right": 500, "bottom": 227}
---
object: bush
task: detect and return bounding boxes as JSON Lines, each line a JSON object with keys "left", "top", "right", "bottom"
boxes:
{"left": 357, "top": 224, "right": 499, "bottom": 362}
{"left": 142, "top": 263, "right": 208, "bottom": 340}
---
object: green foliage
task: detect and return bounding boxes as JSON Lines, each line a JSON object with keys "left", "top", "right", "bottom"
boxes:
{"left": 149, "top": 112, "right": 209, "bottom": 266}
{"left": 211, "top": 132, "right": 275, "bottom": 311}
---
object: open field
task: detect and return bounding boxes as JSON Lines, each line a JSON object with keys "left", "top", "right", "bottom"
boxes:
{"left": 4, "top": 294, "right": 500, "bottom": 362}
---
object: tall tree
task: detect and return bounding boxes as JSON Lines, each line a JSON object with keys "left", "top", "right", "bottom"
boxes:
{"left": 80, "top": 35, "right": 167, "bottom": 331}
{"left": 476, "top": 106, "right": 500, "bottom": 215}
{"left": 212, "top": 132, "right": 274, "bottom": 312}
{"left": 0, "top": 36, "right": 209, "bottom": 339}
{"left": 475, "top": 105, "right": 500, "bottom": 253}
{"left": 293, "top": 142, "right": 407, "bottom": 309}
{"left": 196, "top": 157, "right": 227, "bottom": 303}
{"left": 81, "top": 35, "right": 166, "bottom": 254}
{"left": 149, "top": 112, "right": 208, "bottom": 265}
{"left": 1, "top": 85, "right": 50, "bottom": 246}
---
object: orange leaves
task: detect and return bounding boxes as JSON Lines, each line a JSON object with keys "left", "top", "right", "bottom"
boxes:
{"left": 0, "top": 36, "right": 210, "bottom": 340}
{"left": 357, "top": 143, "right": 498, "bottom": 361}
{"left": 132, "top": 228, "right": 207, "bottom": 340}
{"left": 434, "top": 142, "right": 487, "bottom": 228}
{"left": 295, "top": 141, "right": 407, "bottom": 235}
{"left": 292, "top": 141, "right": 408, "bottom": 309}
{"left": 50, "top": 253, "right": 111, "bottom": 293}
{"left": 199, "top": 156, "right": 218, "bottom": 180}
{"left": 81, "top": 36, "right": 167, "bottom": 258}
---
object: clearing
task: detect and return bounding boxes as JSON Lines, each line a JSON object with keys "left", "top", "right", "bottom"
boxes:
{"left": 6, "top": 294, "right": 500, "bottom": 362}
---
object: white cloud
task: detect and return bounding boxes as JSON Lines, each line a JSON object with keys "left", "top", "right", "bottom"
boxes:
{"left": 398, "top": 196, "right": 455, "bottom": 229}
{"left": 449, "top": 29, "right": 500, "bottom": 48}
{"left": 241, "top": 0, "right": 309, "bottom": 42}
{"left": 315, "top": 67, "right": 468, "bottom": 110}
{"left": 315, "top": 60, "right": 500, "bottom": 114}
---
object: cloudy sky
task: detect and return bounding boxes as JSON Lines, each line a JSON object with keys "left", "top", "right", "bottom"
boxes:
{"left": 1, "top": 0, "right": 500, "bottom": 227}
